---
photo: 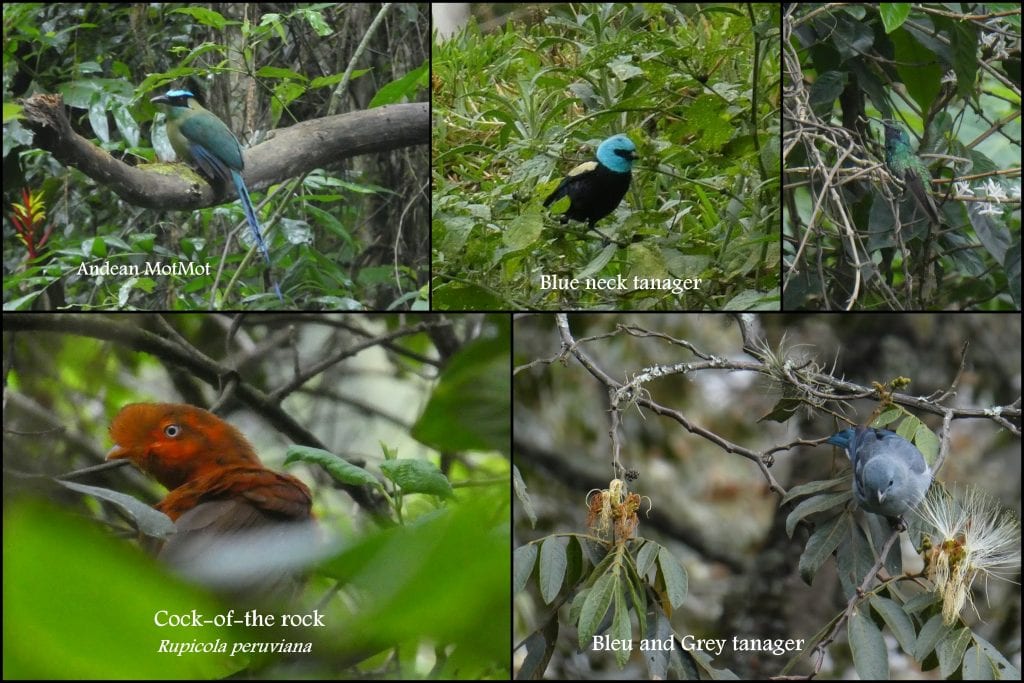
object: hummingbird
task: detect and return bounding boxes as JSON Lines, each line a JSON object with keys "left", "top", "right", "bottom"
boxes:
{"left": 882, "top": 120, "right": 941, "bottom": 226}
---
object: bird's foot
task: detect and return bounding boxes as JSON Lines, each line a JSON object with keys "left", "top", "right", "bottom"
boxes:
{"left": 889, "top": 515, "right": 908, "bottom": 531}
{"left": 590, "top": 227, "right": 627, "bottom": 248}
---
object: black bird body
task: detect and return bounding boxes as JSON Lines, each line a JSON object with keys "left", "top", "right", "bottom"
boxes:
{"left": 544, "top": 161, "right": 632, "bottom": 224}
{"left": 543, "top": 134, "right": 638, "bottom": 236}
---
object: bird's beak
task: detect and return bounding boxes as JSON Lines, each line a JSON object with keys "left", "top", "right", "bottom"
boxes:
{"left": 106, "top": 443, "right": 129, "bottom": 461}
{"left": 150, "top": 94, "right": 170, "bottom": 106}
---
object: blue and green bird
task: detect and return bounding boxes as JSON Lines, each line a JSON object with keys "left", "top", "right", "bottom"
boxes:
{"left": 882, "top": 120, "right": 940, "bottom": 226}
{"left": 151, "top": 89, "right": 282, "bottom": 302}
{"left": 543, "top": 134, "right": 639, "bottom": 241}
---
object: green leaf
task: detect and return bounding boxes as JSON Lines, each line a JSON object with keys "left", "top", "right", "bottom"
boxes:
{"left": 896, "top": 414, "right": 923, "bottom": 441}
{"left": 538, "top": 536, "right": 567, "bottom": 604}
{"left": 2, "top": 500, "right": 240, "bottom": 679}
{"left": 937, "top": 627, "right": 972, "bottom": 679}
{"left": 808, "top": 70, "right": 847, "bottom": 118}
{"left": 869, "top": 595, "right": 917, "bottom": 655}
{"left": 914, "top": 613, "right": 951, "bottom": 661}
{"left": 914, "top": 425, "right": 940, "bottom": 466}
{"left": 564, "top": 535, "right": 584, "bottom": 587}
{"left": 892, "top": 25, "right": 943, "bottom": 112}
{"left": 512, "top": 464, "right": 537, "bottom": 527}
{"left": 318, "top": 493, "right": 510, "bottom": 669}
{"left": 513, "top": 543, "right": 537, "bottom": 595}
{"left": 577, "top": 572, "right": 615, "bottom": 649}
{"left": 780, "top": 475, "right": 849, "bottom": 506}
{"left": 879, "top": 3, "right": 911, "bottom": 32}
{"left": 611, "top": 578, "right": 632, "bottom": 668}
{"left": 369, "top": 61, "right": 428, "bottom": 108}
{"left": 285, "top": 444, "right": 379, "bottom": 487}
{"left": 502, "top": 203, "right": 543, "bottom": 251}
{"left": 635, "top": 539, "right": 659, "bottom": 578}
{"left": 656, "top": 546, "right": 687, "bottom": 610}
{"left": 961, "top": 645, "right": 994, "bottom": 680}
{"left": 518, "top": 615, "right": 558, "bottom": 680}
{"left": 970, "top": 633, "right": 1020, "bottom": 679}
{"left": 799, "top": 513, "right": 845, "bottom": 585}
{"left": 836, "top": 524, "right": 875, "bottom": 599}
{"left": 172, "top": 6, "right": 228, "bottom": 29}
{"left": 576, "top": 243, "right": 618, "bottom": 280}
{"left": 785, "top": 491, "right": 850, "bottom": 537}
{"left": 758, "top": 395, "right": 802, "bottom": 422}
{"left": 379, "top": 458, "right": 453, "bottom": 498}
{"left": 56, "top": 480, "right": 174, "bottom": 539}
{"left": 849, "top": 608, "right": 889, "bottom": 680}
{"left": 412, "top": 335, "right": 510, "bottom": 455}
{"left": 903, "top": 591, "right": 940, "bottom": 615}
{"left": 873, "top": 407, "right": 902, "bottom": 428}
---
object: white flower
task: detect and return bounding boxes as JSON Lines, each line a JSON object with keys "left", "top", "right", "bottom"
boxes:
{"left": 916, "top": 486, "right": 1021, "bottom": 625}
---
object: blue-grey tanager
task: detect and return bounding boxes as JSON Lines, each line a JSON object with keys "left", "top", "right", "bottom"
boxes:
{"left": 827, "top": 427, "right": 931, "bottom": 518}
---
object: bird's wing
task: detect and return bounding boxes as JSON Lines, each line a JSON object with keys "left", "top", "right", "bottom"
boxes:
{"left": 177, "top": 114, "right": 244, "bottom": 172}
{"left": 878, "top": 432, "right": 929, "bottom": 475}
{"left": 543, "top": 161, "right": 599, "bottom": 207}
{"left": 157, "top": 465, "right": 312, "bottom": 520}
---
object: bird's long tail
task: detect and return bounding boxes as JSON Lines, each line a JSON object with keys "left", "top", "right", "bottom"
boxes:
{"left": 232, "top": 170, "right": 284, "bottom": 302}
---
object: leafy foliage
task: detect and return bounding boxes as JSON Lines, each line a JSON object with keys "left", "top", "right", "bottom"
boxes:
{"left": 782, "top": 4, "right": 1020, "bottom": 310}
{"left": 432, "top": 4, "right": 781, "bottom": 310}
{"left": 2, "top": 4, "right": 429, "bottom": 309}
{"left": 3, "top": 313, "right": 509, "bottom": 678}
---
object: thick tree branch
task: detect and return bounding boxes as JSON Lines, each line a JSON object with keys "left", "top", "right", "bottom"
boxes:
{"left": 19, "top": 93, "right": 428, "bottom": 210}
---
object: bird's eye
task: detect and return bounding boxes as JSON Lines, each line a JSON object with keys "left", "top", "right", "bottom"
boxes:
{"left": 164, "top": 424, "right": 181, "bottom": 438}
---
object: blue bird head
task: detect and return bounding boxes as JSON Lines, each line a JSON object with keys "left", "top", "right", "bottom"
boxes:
{"left": 827, "top": 426, "right": 932, "bottom": 518}
{"left": 151, "top": 90, "right": 197, "bottom": 109}
{"left": 595, "top": 134, "right": 638, "bottom": 174}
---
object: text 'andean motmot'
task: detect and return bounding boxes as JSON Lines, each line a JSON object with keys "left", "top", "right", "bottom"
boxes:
{"left": 151, "top": 89, "right": 282, "bottom": 301}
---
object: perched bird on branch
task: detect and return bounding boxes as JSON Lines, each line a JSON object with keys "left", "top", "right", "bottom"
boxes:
{"left": 107, "top": 402, "right": 316, "bottom": 600}
{"left": 544, "top": 134, "right": 639, "bottom": 242}
{"left": 827, "top": 425, "right": 932, "bottom": 523}
{"left": 882, "top": 120, "right": 941, "bottom": 227}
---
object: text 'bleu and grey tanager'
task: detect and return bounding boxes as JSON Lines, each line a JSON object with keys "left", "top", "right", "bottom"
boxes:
{"left": 151, "top": 89, "right": 282, "bottom": 302}
{"left": 827, "top": 426, "right": 932, "bottom": 518}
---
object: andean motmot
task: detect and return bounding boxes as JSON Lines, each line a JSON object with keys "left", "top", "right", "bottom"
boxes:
{"left": 150, "top": 89, "right": 282, "bottom": 301}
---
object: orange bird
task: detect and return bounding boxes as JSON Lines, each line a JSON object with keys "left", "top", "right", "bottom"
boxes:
{"left": 107, "top": 402, "right": 314, "bottom": 597}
